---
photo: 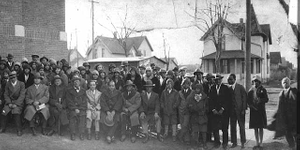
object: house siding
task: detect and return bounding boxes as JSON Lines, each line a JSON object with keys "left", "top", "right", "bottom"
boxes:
{"left": 138, "top": 39, "right": 152, "bottom": 57}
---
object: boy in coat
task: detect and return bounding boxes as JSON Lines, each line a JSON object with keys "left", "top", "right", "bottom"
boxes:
{"left": 47, "top": 75, "right": 69, "bottom": 136}
{"left": 24, "top": 73, "right": 50, "bottom": 136}
{"left": 139, "top": 80, "right": 163, "bottom": 143}
{"left": 120, "top": 80, "right": 141, "bottom": 143}
{"left": 0, "top": 71, "right": 25, "bottom": 136}
{"left": 160, "top": 78, "right": 180, "bottom": 142}
{"left": 65, "top": 75, "right": 87, "bottom": 141}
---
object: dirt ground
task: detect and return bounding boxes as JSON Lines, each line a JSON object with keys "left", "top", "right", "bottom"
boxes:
{"left": 0, "top": 84, "right": 295, "bottom": 150}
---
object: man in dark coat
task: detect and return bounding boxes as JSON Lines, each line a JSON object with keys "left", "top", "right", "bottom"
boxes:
{"left": 227, "top": 74, "right": 247, "bottom": 148}
{"left": 47, "top": 75, "right": 69, "bottom": 136}
{"left": 139, "top": 80, "right": 163, "bottom": 143}
{"left": 6, "top": 54, "right": 15, "bottom": 71}
{"left": 100, "top": 80, "right": 123, "bottom": 144}
{"left": 65, "top": 75, "right": 87, "bottom": 141}
{"left": 208, "top": 74, "right": 232, "bottom": 149}
{"left": 18, "top": 64, "right": 34, "bottom": 89}
{"left": 274, "top": 77, "right": 297, "bottom": 149}
{"left": 0, "top": 71, "right": 25, "bottom": 136}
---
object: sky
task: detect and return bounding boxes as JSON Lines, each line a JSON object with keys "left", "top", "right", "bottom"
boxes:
{"left": 65, "top": 0, "right": 298, "bottom": 67}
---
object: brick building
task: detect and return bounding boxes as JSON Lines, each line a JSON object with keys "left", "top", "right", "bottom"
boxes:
{"left": 0, "top": 0, "right": 67, "bottom": 62}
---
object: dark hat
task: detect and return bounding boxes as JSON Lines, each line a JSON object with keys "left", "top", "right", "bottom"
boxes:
{"left": 194, "top": 68, "right": 203, "bottom": 75}
{"left": 71, "top": 75, "right": 81, "bottom": 82}
{"left": 172, "top": 66, "right": 179, "bottom": 72}
{"left": 166, "top": 70, "right": 174, "bottom": 76}
{"left": 153, "top": 66, "right": 160, "bottom": 71}
{"left": 0, "top": 59, "right": 6, "bottom": 65}
{"left": 73, "top": 69, "right": 80, "bottom": 74}
{"left": 138, "top": 65, "right": 146, "bottom": 69}
{"left": 83, "top": 62, "right": 90, "bottom": 67}
{"left": 34, "top": 73, "right": 43, "bottom": 80}
{"left": 9, "top": 71, "right": 17, "bottom": 77}
{"left": 62, "top": 62, "right": 71, "bottom": 68}
{"left": 77, "top": 66, "right": 85, "bottom": 71}
{"left": 121, "top": 61, "right": 129, "bottom": 67}
{"left": 53, "top": 75, "right": 62, "bottom": 81}
{"left": 31, "top": 54, "right": 39, "bottom": 58}
{"left": 94, "top": 63, "right": 103, "bottom": 70}
{"left": 124, "top": 80, "right": 135, "bottom": 87}
{"left": 40, "top": 56, "right": 48, "bottom": 62}
{"left": 7, "top": 54, "right": 14, "bottom": 59}
{"left": 130, "top": 66, "right": 138, "bottom": 73}
{"left": 214, "top": 74, "right": 224, "bottom": 80}
{"left": 109, "top": 63, "right": 116, "bottom": 68}
{"left": 144, "top": 80, "right": 155, "bottom": 87}
{"left": 205, "top": 73, "right": 215, "bottom": 79}
{"left": 37, "top": 65, "right": 44, "bottom": 71}
{"left": 22, "top": 64, "right": 31, "bottom": 70}
{"left": 104, "top": 114, "right": 114, "bottom": 127}
{"left": 60, "top": 59, "right": 67, "bottom": 64}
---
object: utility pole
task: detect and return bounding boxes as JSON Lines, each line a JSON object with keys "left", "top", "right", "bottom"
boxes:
{"left": 90, "top": 0, "right": 99, "bottom": 59}
{"left": 245, "top": 0, "right": 251, "bottom": 91}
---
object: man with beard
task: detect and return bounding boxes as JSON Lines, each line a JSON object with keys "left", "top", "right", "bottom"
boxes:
{"left": 0, "top": 71, "right": 25, "bottom": 136}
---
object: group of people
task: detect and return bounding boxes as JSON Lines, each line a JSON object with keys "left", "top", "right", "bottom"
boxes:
{"left": 0, "top": 53, "right": 297, "bottom": 150}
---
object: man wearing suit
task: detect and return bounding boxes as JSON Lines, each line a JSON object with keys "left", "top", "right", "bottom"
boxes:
{"left": 139, "top": 80, "right": 163, "bottom": 143}
{"left": 24, "top": 73, "right": 50, "bottom": 136}
{"left": 0, "top": 71, "right": 25, "bottom": 136}
{"left": 227, "top": 74, "right": 247, "bottom": 148}
{"left": 6, "top": 54, "right": 15, "bottom": 71}
{"left": 208, "top": 74, "right": 232, "bottom": 149}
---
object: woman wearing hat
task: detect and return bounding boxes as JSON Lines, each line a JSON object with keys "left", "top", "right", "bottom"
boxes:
{"left": 125, "top": 66, "right": 143, "bottom": 93}
{"left": 247, "top": 76, "right": 269, "bottom": 149}
{"left": 12, "top": 62, "right": 22, "bottom": 77}
{"left": 49, "top": 66, "right": 69, "bottom": 87}
{"left": 17, "top": 64, "right": 34, "bottom": 89}
{"left": 29, "top": 61, "right": 38, "bottom": 75}
{"left": 47, "top": 75, "right": 68, "bottom": 136}
{"left": 120, "top": 80, "right": 141, "bottom": 143}
{"left": 112, "top": 68, "right": 124, "bottom": 91}
{"left": 100, "top": 80, "right": 123, "bottom": 144}
{"left": 86, "top": 80, "right": 102, "bottom": 140}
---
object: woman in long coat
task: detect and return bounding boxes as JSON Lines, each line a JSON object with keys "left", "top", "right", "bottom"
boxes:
{"left": 86, "top": 80, "right": 101, "bottom": 140}
{"left": 247, "top": 76, "right": 269, "bottom": 149}
{"left": 125, "top": 67, "right": 143, "bottom": 93}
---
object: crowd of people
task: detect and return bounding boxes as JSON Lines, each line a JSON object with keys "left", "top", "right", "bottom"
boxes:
{"left": 0, "top": 53, "right": 297, "bottom": 150}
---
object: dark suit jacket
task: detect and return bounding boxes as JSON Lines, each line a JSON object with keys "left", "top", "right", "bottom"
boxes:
{"left": 6, "top": 62, "right": 14, "bottom": 71}
{"left": 18, "top": 72, "right": 34, "bottom": 89}
{"left": 139, "top": 91, "right": 160, "bottom": 115}
{"left": 3, "top": 80, "right": 25, "bottom": 115}
{"left": 65, "top": 87, "right": 87, "bottom": 116}
{"left": 231, "top": 83, "right": 247, "bottom": 114}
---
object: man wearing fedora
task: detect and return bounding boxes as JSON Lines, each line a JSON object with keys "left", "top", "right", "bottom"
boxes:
{"left": 65, "top": 75, "right": 87, "bottom": 141}
{"left": 39, "top": 56, "right": 48, "bottom": 66}
{"left": 120, "top": 80, "right": 141, "bottom": 143}
{"left": 142, "top": 67, "right": 160, "bottom": 94}
{"left": 24, "top": 73, "right": 50, "bottom": 136}
{"left": 139, "top": 80, "right": 163, "bottom": 143}
{"left": 6, "top": 54, "right": 15, "bottom": 71}
{"left": 100, "top": 80, "right": 123, "bottom": 144}
{"left": 0, "top": 71, "right": 25, "bottom": 136}
{"left": 47, "top": 75, "right": 69, "bottom": 136}
{"left": 31, "top": 54, "right": 39, "bottom": 63}
{"left": 208, "top": 74, "right": 232, "bottom": 149}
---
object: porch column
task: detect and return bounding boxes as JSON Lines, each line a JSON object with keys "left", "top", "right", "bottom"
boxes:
{"left": 253, "top": 59, "right": 256, "bottom": 75}
{"left": 234, "top": 59, "right": 237, "bottom": 74}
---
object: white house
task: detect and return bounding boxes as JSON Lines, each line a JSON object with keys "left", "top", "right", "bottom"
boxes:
{"left": 200, "top": 5, "right": 272, "bottom": 84}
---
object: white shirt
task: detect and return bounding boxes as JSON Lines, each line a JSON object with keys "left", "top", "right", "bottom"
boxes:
{"left": 147, "top": 92, "right": 151, "bottom": 99}
{"left": 35, "top": 84, "right": 39, "bottom": 89}
{"left": 231, "top": 82, "right": 236, "bottom": 91}
{"left": 168, "top": 89, "right": 172, "bottom": 94}
{"left": 11, "top": 81, "right": 17, "bottom": 87}
{"left": 74, "top": 87, "right": 80, "bottom": 93}
{"left": 216, "top": 84, "right": 221, "bottom": 95}
{"left": 24, "top": 74, "right": 29, "bottom": 82}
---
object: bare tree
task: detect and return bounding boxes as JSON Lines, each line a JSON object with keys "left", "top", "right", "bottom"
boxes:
{"left": 187, "top": 0, "right": 232, "bottom": 73}
{"left": 97, "top": 5, "right": 137, "bottom": 57}
{"left": 162, "top": 33, "right": 171, "bottom": 70}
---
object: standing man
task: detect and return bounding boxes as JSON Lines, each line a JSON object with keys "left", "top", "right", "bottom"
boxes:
{"left": 6, "top": 54, "right": 15, "bottom": 71}
{"left": 65, "top": 76, "right": 87, "bottom": 141}
{"left": 142, "top": 67, "right": 160, "bottom": 94}
{"left": 227, "top": 74, "right": 247, "bottom": 148}
{"left": 0, "top": 71, "right": 25, "bottom": 136}
{"left": 139, "top": 80, "right": 163, "bottom": 143}
{"left": 209, "top": 74, "right": 231, "bottom": 149}
{"left": 24, "top": 73, "right": 50, "bottom": 136}
{"left": 31, "top": 54, "right": 39, "bottom": 63}
{"left": 138, "top": 65, "right": 146, "bottom": 80}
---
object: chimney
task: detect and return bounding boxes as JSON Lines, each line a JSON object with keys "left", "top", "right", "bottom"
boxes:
{"left": 240, "top": 18, "right": 244, "bottom": 23}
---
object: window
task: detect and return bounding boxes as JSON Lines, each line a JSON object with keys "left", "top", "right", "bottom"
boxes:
{"left": 242, "top": 60, "right": 245, "bottom": 73}
{"left": 221, "top": 59, "right": 230, "bottom": 73}
{"left": 256, "top": 59, "right": 261, "bottom": 73}
{"left": 251, "top": 60, "right": 254, "bottom": 74}
{"left": 221, "top": 35, "right": 226, "bottom": 51}
{"left": 213, "top": 61, "right": 216, "bottom": 73}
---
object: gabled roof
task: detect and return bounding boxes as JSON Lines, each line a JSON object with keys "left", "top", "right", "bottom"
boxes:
{"left": 86, "top": 36, "right": 153, "bottom": 56}
{"left": 260, "top": 24, "right": 272, "bottom": 44}
{"left": 201, "top": 50, "right": 262, "bottom": 60}
{"left": 200, "top": 4, "right": 269, "bottom": 42}
{"left": 270, "top": 52, "right": 282, "bottom": 64}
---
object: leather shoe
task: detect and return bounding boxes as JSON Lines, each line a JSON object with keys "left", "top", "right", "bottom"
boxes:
{"left": 31, "top": 128, "right": 37, "bottom": 136}
{"left": 71, "top": 134, "right": 75, "bottom": 141}
{"left": 95, "top": 132, "right": 100, "bottom": 140}
{"left": 106, "top": 136, "right": 112, "bottom": 144}
{"left": 120, "top": 135, "right": 126, "bottom": 142}
{"left": 231, "top": 143, "right": 237, "bottom": 148}
{"left": 0, "top": 128, "right": 6, "bottom": 133}
{"left": 131, "top": 136, "right": 136, "bottom": 143}
{"left": 41, "top": 128, "right": 47, "bottom": 135}
{"left": 47, "top": 130, "right": 55, "bottom": 136}
{"left": 142, "top": 134, "right": 149, "bottom": 143}
{"left": 17, "top": 130, "right": 22, "bottom": 136}
{"left": 80, "top": 134, "right": 84, "bottom": 140}
{"left": 157, "top": 134, "right": 163, "bottom": 142}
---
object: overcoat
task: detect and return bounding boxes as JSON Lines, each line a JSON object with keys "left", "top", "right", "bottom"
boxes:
{"left": 86, "top": 89, "right": 101, "bottom": 121}
{"left": 139, "top": 91, "right": 160, "bottom": 116}
{"left": 208, "top": 84, "right": 232, "bottom": 130}
{"left": 24, "top": 84, "right": 50, "bottom": 121}
{"left": 160, "top": 89, "right": 180, "bottom": 116}
{"left": 48, "top": 84, "right": 69, "bottom": 125}
{"left": 3, "top": 81, "right": 25, "bottom": 115}
{"left": 18, "top": 72, "right": 34, "bottom": 89}
{"left": 65, "top": 87, "right": 87, "bottom": 117}
{"left": 231, "top": 83, "right": 247, "bottom": 117}
{"left": 100, "top": 89, "right": 123, "bottom": 123}
{"left": 122, "top": 90, "right": 141, "bottom": 126}
{"left": 178, "top": 88, "right": 192, "bottom": 115}
{"left": 247, "top": 85, "right": 269, "bottom": 129}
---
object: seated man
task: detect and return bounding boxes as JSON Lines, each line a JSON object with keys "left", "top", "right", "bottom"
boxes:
{"left": 100, "top": 80, "right": 123, "bottom": 144}
{"left": 139, "top": 80, "right": 163, "bottom": 143}
{"left": 65, "top": 75, "right": 87, "bottom": 141}
{"left": 47, "top": 75, "right": 69, "bottom": 136}
{"left": 24, "top": 73, "right": 50, "bottom": 136}
{"left": 120, "top": 80, "right": 141, "bottom": 143}
{"left": 0, "top": 71, "right": 25, "bottom": 136}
